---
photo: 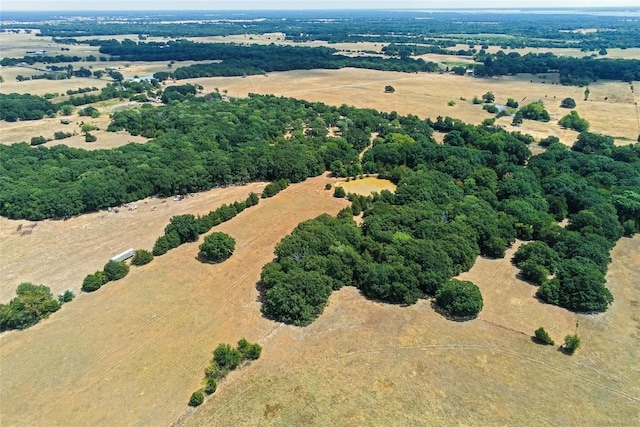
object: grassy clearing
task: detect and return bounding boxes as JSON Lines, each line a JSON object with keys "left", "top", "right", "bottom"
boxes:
{"left": 337, "top": 177, "right": 397, "bottom": 196}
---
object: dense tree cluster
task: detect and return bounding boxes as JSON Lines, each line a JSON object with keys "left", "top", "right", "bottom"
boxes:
{"left": 0, "top": 93, "right": 59, "bottom": 121}
{"left": 261, "top": 110, "right": 637, "bottom": 325}
{"left": 473, "top": 51, "right": 640, "bottom": 85}
{"left": 0, "top": 95, "right": 381, "bottom": 220}
{"left": 0, "top": 283, "right": 71, "bottom": 331}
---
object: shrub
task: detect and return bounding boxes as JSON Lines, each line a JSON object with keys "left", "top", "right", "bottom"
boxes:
{"left": 199, "top": 232, "right": 236, "bottom": 263}
{"left": 165, "top": 214, "right": 199, "bottom": 244}
{"left": 245, "top": 192, "right": 260, "bottom": 207}
{"left": 166, "top": 231, "right": 181, "bottom": 249}
{"left": 82, "top": 271, "right": 108, "bottom": 292}
{"left": 482, "top": 104, "right": 498, "bottom": 114}
{"left": 188, "top": 390, "right": 204, "bottom": 407}
{"left": 237, "top": 338, "right": 262, "bottom": 361}
{"left": 103, "top": 260, "right": 129, "bottom": 281}
{"left": 384, "top": 85, "right": 395, "bottom": 93}
{"left": 213, "top": 343, "right": 242, "bottom": 371}
{"left": 563, "top": 334, "right": 581, "bottom": 355}
{"left": 506, "top": 98, "right": 519, "bottom": 108}
{"left": 534, "top": 327, "right": 554, "bottom": 345}
{"left": 558, "top": 110, "right": 589, "bottom": 132}
{"left": 333, "top": 186, "right": 346, "bottom": 198}
{"left": 539, "top": 135, "right": 560, "bottom": 147}
{"left": 560, "top": 97, "right": 576, "bottom": 108}
{"left": 84, "top": 133, "right": 97, "bottom": 142}
{"left": 54, "top": 131, "right": 73, "bottom": 140}
{"left": 152, "top": 235, "right": 170, "bottom": 256}
{"left": 58, "top": 289, "right": 75, "bottom": 303}
{"left": 204, "top": 378, "right": 217, "bottom": 395}
{"left": 324, "top": 183, "right": 332, "bottom": 190}
{"left": 435, "top": 279, "right": 483, "bottom": 319}
{"left": 30, "top": 136, "right": 47, "bottom": 146}
{"left": 131, "top": 249, "right": 154, "bottom": 266}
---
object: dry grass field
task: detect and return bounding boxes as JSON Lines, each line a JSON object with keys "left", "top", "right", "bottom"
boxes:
{"left": 2, "top": 29, "right": 639, "bottom": 427}
{"left": 337, "top": 177, "right": 397, "bottom": 196}
{"left": 0, "top": 174, "right": 349, "bottom": 427}
{"left": 0, "top": 181, "right": 268, "bottom": 302}
{"left": 2, "top": 174, "right": 637, "bottom": 426}
{"left": 181, "top": 236, "right": 640, "bottom": 427}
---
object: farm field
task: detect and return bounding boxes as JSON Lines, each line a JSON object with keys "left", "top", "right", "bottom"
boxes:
{"left": 0, "top": 181, "right": 268, "bottom": 302}
{"left": 0, "top": 174, "right": 349, "bottom": 426}
{"left": 182, "top": 235, "right": 640, "bottom": 427}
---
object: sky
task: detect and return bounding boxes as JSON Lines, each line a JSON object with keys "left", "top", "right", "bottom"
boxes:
{"left": 1, "top": 0, "right": 639, "bottom": 12}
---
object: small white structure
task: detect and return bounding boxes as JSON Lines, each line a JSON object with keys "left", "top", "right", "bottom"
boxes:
{"left": 111, "top": 248, "right": 135, "bottom": 262}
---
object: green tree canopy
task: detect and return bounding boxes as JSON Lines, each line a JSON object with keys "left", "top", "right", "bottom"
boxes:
{"left": 199, "top": 232, "right": 236, "bottom": 263}
{"left": 435, "top": 279, "right": 483, "bottom": 319}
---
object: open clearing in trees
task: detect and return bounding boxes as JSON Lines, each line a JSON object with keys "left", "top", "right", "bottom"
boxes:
{"left": 2, "top": 172, "right": 638, "bottom": 426}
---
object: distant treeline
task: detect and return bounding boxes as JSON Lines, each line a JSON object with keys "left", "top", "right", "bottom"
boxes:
{"left": 94, "top": 40, "right": 437, "bottom": 77}
{"left": 473, "top": 51, "right": 640, "bottom": 85}
{"left": 19, "top": 11, "right": 640, "bottom": 50}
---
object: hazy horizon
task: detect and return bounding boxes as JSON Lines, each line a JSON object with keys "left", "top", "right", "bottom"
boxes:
{"left": 2, "top": 1, "right": 639, "bottom": 12}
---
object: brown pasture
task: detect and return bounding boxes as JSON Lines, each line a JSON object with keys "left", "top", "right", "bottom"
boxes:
{"left": 0, "top": 181, "right": 268, "bottom": 302}
{"left": 0, "top": 174, "right": 350, "bottom": 426}
{"left": 181, "top": 236, "right": 640, "bottom": 427}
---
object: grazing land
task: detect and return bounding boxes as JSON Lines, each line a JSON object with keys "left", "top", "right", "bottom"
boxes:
{"left": 182, "top": 235, "right": 640, "bottom": 427}
{"left": 0, "top": 181, "right": 267, "bottom": 302}
{"left": 1, "top": 9, "right": 639, "bottom": 426}
{"left": 0, "top": 174, "right": 348, "bottom": 426}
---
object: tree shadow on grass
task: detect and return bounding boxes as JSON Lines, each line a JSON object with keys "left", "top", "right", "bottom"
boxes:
{"left": 430, "top": 300, "right": 479, "bottom": 322}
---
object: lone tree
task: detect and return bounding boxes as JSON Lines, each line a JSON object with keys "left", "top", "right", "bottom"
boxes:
{"left": 534, "top": 327, "right": 555, "bottom": 345}
{"left": 199, "top": 232, "right": 236, "bottom": 263}
{"left": 563, "top": 334, "right": 581, "bottom": 355}
{"left": 560, "top": 97, "right": 576, "bottom": 108}
{"left": 435, "top": 279, "right": 483, "bottom": 319}
{"left": 384, "top": 85, "right": 395, "bottom": 93}
{"left": 482, "top": 91, "right": 495, "bottom": 103}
